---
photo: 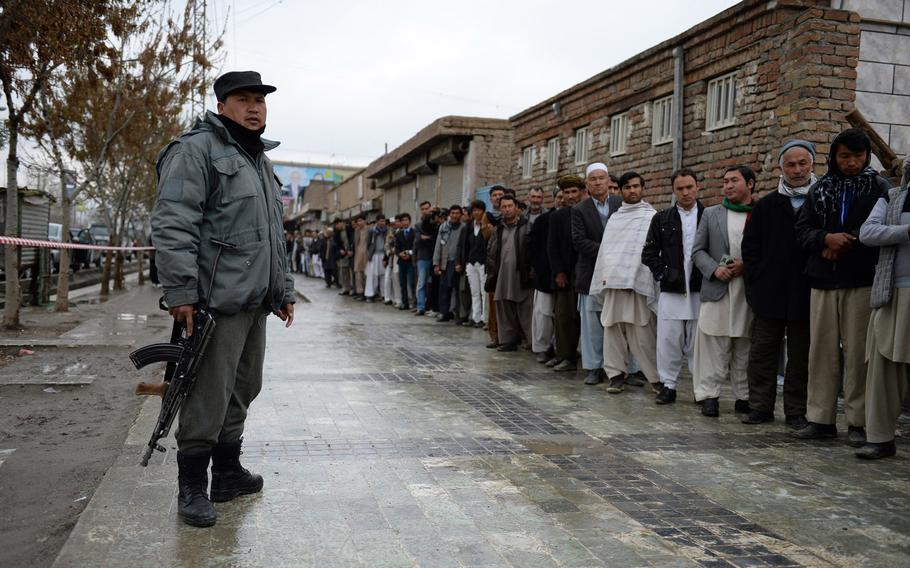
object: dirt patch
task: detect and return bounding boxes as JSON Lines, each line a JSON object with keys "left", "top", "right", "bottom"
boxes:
{"left": 0, "top": 346, "right": 146, "bottom": 567}
{"left": 0, "top": 305, "right": 84, "bottom": 338}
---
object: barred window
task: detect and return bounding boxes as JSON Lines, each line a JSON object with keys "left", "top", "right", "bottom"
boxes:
{"left": 546, "top": 137, "right": 559, "bottom": 173}
{"left": 652, "top": 96, "right": 673, "bottom": 145}
{"left": 574, "top": 127, "right": 588, "bottom": 165}
{"left": 610, "top": 113, "right": 629, "bottom": 157}
{"left": 706, "top": 72, "right": 737, "bottom": 131}
{"left": 521, "top": 146, "right": 533, "bottom": 179}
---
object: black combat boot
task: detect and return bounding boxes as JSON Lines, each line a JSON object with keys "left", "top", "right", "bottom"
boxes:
{"left": 210, "top": 439, "right": 263, "bottom": 503}
{"left": 177, "top": 450, "right": 216, "bottom": 527}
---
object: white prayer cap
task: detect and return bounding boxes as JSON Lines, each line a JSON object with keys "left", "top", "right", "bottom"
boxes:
{"left": 585, "top": 162, "right": 608, "bottom": 177}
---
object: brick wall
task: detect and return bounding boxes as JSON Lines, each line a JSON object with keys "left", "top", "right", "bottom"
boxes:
{"left": 509, "top": 0, "right": 860, "bottom": 207}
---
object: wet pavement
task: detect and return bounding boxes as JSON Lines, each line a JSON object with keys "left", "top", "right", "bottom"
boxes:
{"left": 51, "top": 276, "right": 910, "bottom": 567}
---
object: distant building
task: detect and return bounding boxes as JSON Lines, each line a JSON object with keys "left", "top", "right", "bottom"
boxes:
{"left": 271, "top": 160, "right": 362, "bottom": 220}
{"left": 366, "top": 116, "right": 512, "bottom": 219}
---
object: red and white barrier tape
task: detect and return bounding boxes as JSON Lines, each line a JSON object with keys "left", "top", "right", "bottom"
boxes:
{"left": 0, "top": 235, "right": 154, "bottom": 251}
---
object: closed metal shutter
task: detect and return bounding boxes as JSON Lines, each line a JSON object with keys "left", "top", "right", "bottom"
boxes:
{"left": 438, "top": 164, "right": 465, "bottom": 209}
{"left": 382, "top": 187, "right": 399, "bottom": 218}
{"left": 416, "top": 174, "right": 436, "bottom": 208}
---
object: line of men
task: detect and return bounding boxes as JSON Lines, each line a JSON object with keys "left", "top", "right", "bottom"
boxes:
{"left": 298, "top": 126, "right": 909, "bottom": 461}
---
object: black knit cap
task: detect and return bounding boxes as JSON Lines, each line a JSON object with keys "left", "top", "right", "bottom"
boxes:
{"left": 213, "top": 71, "right": 276, "bottom": 102}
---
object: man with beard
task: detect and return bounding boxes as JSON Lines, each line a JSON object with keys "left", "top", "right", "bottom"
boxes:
{"left": 526, "top": 187, "right": 545, "bottom": 224}
{"left": 740, "top": 141, "right": 815, "bottom": 427}
{"left": 547, "top": 175, "right": 585, "bottom": 372}
{"left": 590, "top": 172, "right": 660, "bottom": 394}
{"left": 793, "top": 128, "right": 892, "bottom": 445}
{"left": 572, "top": 163, "right": 623, "bottom": 384}
{"left": 487, "top": 195, "right": 532, "bottom": 351}
{"left": 641, "top": 168, "right": 704, "bottom": 404}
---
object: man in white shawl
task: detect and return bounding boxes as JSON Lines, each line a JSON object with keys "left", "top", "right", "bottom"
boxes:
{"left": 590, "top": 172, "right": 660, "bottom": 394}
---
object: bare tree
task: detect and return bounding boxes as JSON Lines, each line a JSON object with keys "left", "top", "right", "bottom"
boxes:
{"left": 26, "top": 0, "right": 223, "bottom": 307}
{"left": 0, "top": 0, "right": 127, "bottom": 326}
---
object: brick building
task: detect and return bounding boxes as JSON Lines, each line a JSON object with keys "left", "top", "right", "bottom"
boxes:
{"left": 366, "top": 116, "right": 512, "bottom": 219}
{"left": 509, "top": 0, "right": 879, "bottom": 207}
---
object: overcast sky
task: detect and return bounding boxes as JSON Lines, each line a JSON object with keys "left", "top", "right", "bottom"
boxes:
{"left": 213, "top": 0, "right": 740, "bottom": 167}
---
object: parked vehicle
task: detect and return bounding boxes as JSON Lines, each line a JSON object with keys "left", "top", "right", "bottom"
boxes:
{"left": 69, "top": 228, "right": 91, "bottom": 270}
{"left": 77, "top": 227, "right": 106, "bottom": 268}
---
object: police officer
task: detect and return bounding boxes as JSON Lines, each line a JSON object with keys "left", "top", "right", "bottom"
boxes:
{"left": 151, "top": 71, "right": 295, "bottom": 527}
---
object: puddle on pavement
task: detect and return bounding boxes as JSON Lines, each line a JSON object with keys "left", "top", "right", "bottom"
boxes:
{"left": 116, "top": 313, "right": 148, "bottom": 322}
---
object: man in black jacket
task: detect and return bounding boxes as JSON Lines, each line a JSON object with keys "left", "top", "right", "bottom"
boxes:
{"left": 394, "top": 213, "right": 417, "bottom": 310}
{"left": 459, "top": 200, "right": 488, "bottom": 328}
{"left": 572, "top": 163, "right": 623, "bottom": 384}
{"left": 793, "top": 128, "right": 892, "bottom": 445}
{"left": 529, "top": 193, "right": 556, "bottom": 362}
{"left": 414, "top": 201, "right": 437, "bottom": 315}
{"left": 642, "top": 168, "right": 704, "bottom": 404}
{"left": 548, "top": 176, "right": 585, "bottom": 371}
{"left": 741, "top": 140, "right": 815, "bottom": 427}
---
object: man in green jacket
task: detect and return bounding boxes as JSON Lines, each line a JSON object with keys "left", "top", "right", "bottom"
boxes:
{"left": 151, "top": 71, "right": 295, "bottom": 527}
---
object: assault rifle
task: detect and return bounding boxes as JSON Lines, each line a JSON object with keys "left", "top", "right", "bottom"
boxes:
{"left": 130, "top": 237, "right": 235, "bottom": 466}
{"left": 131, "top": 310, "right": 215, "bottom": 466}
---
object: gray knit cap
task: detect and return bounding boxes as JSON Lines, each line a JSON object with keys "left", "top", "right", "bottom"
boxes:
{"left": 779, "top": 139, "right": 816, "bottom": 160}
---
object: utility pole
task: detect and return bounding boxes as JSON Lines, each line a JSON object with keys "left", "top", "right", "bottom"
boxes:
{"left": 190, "top": 0, "right": 208, "bottom": 119}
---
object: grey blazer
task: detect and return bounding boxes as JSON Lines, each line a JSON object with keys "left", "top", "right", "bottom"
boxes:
{"left": 692, "top": 204, "right": 735, "bottom": 303}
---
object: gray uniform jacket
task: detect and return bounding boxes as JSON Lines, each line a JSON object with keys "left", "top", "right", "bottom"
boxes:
{"left": 151, "top": 111, "right": 295, "bottom": 315}
{"left": 692, "top": 204, "right": 737, "bottom": 303}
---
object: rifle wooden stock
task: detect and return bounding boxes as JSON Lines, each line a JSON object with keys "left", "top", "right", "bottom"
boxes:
{"left": 135, "top": 381, "right": 169, "bottom": 397}
{"left": 131, "top": 309, "right": 216, "bottom": 466}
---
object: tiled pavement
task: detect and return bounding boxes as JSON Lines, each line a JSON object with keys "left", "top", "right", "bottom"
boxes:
{"left": 53, "top": 276, "right": 910, "bottom": 567}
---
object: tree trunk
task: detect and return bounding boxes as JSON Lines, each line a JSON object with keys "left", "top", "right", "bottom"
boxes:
{"left": 3, "top": 126, "right": 21, "bottom": 328}
{"left": 100, "top": 249, "right": 112, "bottom": 296}
{"left": 55, "top": 192, "right": 73, "bottom": 311}
{"left": 137, "top": 240, "right": 145, "bottom": 285}
{"left": 114, "top": 236, "right": 124, "bottom": 291}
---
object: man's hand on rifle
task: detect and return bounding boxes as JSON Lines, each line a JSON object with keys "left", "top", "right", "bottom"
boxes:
{"left": 169, "top": 305, "right": 196, "bottom": 337}
{"left": 274, "top": 303, "right": 294, "bottom": 328}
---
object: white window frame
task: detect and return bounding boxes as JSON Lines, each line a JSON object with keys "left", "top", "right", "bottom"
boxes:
{"left": 652, "top": 96, "right": 674, "bottom": 146}
{"left": 706, "top": 72, "right": 737, "bottom": 131}
{"left": 356, "top": 176, "right": 364, "bottom": 199}
{"left": 574, "top": 127, "right": 588, "bottom": 165}
{"left": 609, "top": 113, "right": 629, "bottom": 157}
{"left": 546, "top": 137, "right": 560, "bottom": 173}
{"left": 521, "top": 146, "right": 533, "bottom": 179}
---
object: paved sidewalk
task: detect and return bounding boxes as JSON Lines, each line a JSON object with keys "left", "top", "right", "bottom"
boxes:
{"left": 53, "top": 276, "right": 910, "bottom": 567}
